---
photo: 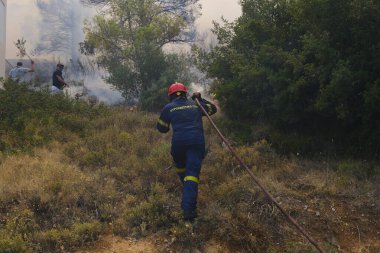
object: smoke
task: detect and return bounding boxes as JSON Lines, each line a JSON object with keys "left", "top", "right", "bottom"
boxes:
{"left": 55, "top": 61, "right": 124, "bottom": 104}
{"left": 30, "top": 0, "right": 124, "bottom": 104}
{"left": 34, "top": 0, "right": 94, "bottom": 60}
{"left": 188, "top": 82, "right": 203, "bottom": 91}
{"left": 188, "top": 82, "right": 212, "bottom": 101}
{"left": 82, "top": 74, "right": 124, "bottom": 104}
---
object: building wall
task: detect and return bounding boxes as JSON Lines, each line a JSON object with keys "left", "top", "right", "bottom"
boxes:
{"left": 0, "top": 0, "right": 6, "bottom": 79}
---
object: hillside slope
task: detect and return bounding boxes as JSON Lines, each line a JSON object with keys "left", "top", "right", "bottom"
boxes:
{"left": 0, "top": 88, "right": 379, "bottom": 252}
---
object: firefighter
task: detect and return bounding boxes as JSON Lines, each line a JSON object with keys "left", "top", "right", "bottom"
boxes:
{"left": 157, "top": 82, "right": 217, "bottom": 221}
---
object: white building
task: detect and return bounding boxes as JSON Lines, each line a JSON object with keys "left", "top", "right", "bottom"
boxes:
{"left": 0, "top": 0, "right": 6, "bottom": 79}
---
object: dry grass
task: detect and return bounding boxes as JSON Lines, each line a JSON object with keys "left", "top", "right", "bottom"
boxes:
{"left": 0, "top": 105, "right": 378, "bottom": 252}
{"left": 0, "top": 145, "right": 90, "bottom": 202}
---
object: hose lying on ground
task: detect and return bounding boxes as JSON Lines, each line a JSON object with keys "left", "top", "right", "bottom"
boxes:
{"left": 195, "top": 98, "right": 327, "bottom": 253}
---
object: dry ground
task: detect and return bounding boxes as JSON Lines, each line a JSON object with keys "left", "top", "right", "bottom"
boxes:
{"left": 1, "top": 109, "right": 379, "bottom": 253}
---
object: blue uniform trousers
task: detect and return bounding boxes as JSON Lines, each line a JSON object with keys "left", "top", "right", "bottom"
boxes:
{"left": 171, "top": 143, "right": 205, "bottom": 213}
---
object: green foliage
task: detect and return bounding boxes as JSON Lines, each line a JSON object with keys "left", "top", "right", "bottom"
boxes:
{"left": 114, "top": 183, "right": 177, "bottom": 237}
{"left": 334, "top": 160, "right": 378, "bottom": 180}
{"left": 82, "top": 0, "right": 199, "bottom": 100}
{"left": 3, "top": 209, "right": 39, "bottom": 238}
{"left": 0, "top": 79, "right": 106, "bottom": 153}
{"left": 0, "top": 236, "right": 26, "bottom": 253}
{"left": 139, "top": 54, "right": 196, "bottom": 111}
{"left": 0, "top": 79, "right": 378, "bottom": 252}
{"left": 32, "top": 222, "right": 102, "bottom": 252}
{"left": 200, "top": 0, "right": 380, "bottom": 156}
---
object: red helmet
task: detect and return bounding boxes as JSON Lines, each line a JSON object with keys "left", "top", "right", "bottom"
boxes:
{"left": 168, "top": 82, "right": 187, "bottom": 96}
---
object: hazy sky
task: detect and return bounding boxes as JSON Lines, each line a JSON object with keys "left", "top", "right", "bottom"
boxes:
{"left": 5, "top": 0, "right": 242, "bottom": 58}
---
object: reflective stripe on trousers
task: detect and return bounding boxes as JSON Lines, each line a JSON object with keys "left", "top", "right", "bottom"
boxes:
{"left": 171, "top": 143, "right": 205, "bottom": 212}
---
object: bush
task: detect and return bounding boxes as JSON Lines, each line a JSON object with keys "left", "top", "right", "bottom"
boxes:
{"left": 202, "top": 0, "right": 380, "bottom": 157}
{"left": 0, "top": 236, "right": 26, "bottom": 253}
{"left": 114, "top": 183, "right": 177, "bottom": 237}
{"left": 0, "top": 78, "right": 378, "bottom": 252}
{"left": 32, "top": 221, "right": 102, "bottom": 252}
{"left": 334, "top": 160, "right": 378, "bottom": 180}
{"left": 0, "top": 79, "right": 106, "bottom": 153}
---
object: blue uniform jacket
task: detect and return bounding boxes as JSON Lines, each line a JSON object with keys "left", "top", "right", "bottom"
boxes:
{"left": 157, "top": 97, "right": 217, "bottom": 145}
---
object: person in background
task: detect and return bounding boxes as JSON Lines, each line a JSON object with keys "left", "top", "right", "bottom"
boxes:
{"left": 51, "top": 63, "right": 68, "bottom": 94}
{"left": 9, "top": 61, "right": 35, "bottom": 83}
{"left": 157, "top": 82, "right": 217, "bottom": 222}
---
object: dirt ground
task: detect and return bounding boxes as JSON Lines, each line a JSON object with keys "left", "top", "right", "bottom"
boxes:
{"left": 78, "top": 230, "right": 379, "bottom": 253}
{"left": 76, "top": 234, "right": 232, "bottom": 253}
{"left": 76, "top": 235, "right": 157, "bottom": 253}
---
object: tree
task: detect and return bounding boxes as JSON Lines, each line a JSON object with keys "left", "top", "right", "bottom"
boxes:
{"left": 139, "top": 53, "right": 196, "bottom": 111}
{"left": 35, "top": 0, "right": 89, "bottom": 60}
{"left": 80, "top": 0, "right": 106, "bottom": 5}
{"left": 82, "top": 0, "right": 199, "bottom": 98}
{"left": 201, "top": 0, "right": 380, "bottom": 155}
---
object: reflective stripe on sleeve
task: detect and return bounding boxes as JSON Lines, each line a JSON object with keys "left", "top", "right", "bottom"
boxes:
{"left": 158, "top": 119, "right": 169, "bottom": 128}
{"left": 184, "top": 176, "right": 199, "bottom": 184}
{"left": 176, "top": 168, "right": 186, "bottom": 173}
{"left": 206, "top": 104, "right": 213, "bottom": 115}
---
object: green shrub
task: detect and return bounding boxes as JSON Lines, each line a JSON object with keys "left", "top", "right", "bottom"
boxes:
{"left": 0, "top": 78, "right": 378, "bottom": 252}
{"left": 114, "top": 183, "right": 177, "bottom": 237}
{"left": 0, "top": 79, "right": 106, "bottom": 153}
{"left": 169, "top": 221, "right": 201, "bottom": 250}
{"left": 202, "top": 0, "right": 380, "bottom": 157}
{"left": 32, "top": 221, "right": 102, "bottom": 252}
{"left": 0, "top": 236, "right": 26, "bottom": 253}
{"left": 4, "top": 209, "right": 38, "bottom": 238}
{"left": 335, "top": 160, "right": 378, "bottom": 180}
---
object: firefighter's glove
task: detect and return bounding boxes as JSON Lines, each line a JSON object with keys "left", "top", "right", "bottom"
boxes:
{"left": 191, "top": 92, "right": 202, "bottom": 101}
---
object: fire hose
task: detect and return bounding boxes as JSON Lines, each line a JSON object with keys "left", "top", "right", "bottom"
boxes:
{"left": 195, "top": 98, "right": 326, "bottom": 253}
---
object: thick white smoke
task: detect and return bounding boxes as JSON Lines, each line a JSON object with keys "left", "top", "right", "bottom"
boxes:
{"left": 31, "top": 0, "right": 124, "bottom": 104}
{"left": 189, "top": 82, "right": 213, "bottom": 101}
{"left": 65, "top": 73, "right": 124, "bottom": 104}
{"left": 35, "top": 0, "right": 94, "bottom": 60}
